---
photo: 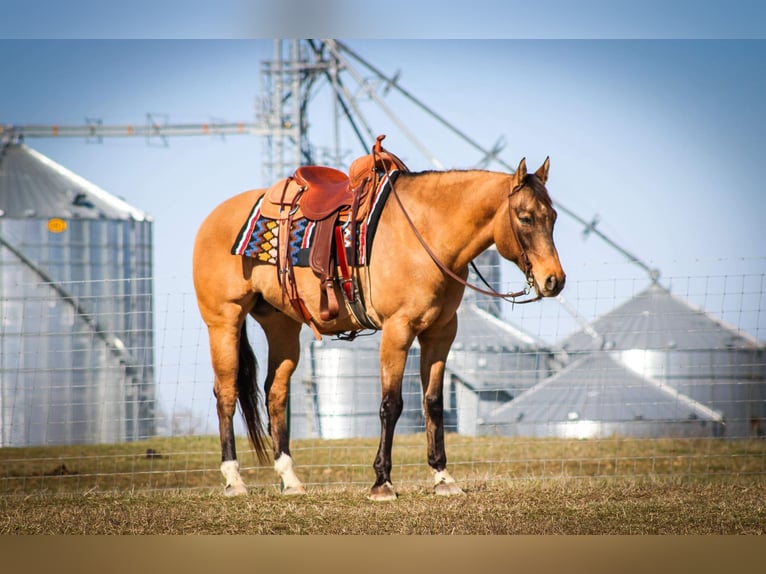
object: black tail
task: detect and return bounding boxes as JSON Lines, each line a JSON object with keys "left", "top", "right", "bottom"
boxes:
{"left": 237, "top": 323, "right": 270, "bottom": 464}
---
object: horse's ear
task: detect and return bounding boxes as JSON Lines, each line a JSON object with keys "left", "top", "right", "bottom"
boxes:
{"left": 514, "top": 158, "right": 527, "bottom": 184}
{"left": 535, "top": 156, "right": 550, "bottom": 185}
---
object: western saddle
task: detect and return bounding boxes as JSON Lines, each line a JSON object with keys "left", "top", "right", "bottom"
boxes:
{"left": 260, "top": 135, "right": 408, "bottom": 339}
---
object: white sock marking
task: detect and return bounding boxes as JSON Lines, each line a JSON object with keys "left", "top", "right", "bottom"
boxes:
{"left": 433, "top": 469, "right": 457, "bottom": 486}
{"left": 221, "top": 460, "right": 244, "bottom": 486}
{"left": 274, "top": 454, "right": 303, "bottom": 491}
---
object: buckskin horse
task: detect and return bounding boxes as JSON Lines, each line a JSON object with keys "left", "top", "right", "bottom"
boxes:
{"left": 192, "top": 138, "right": 565, "bottom": 500}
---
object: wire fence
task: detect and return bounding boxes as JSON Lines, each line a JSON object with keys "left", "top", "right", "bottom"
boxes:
{"left": 1, "top": 262, "right": 765, "bottom": 494}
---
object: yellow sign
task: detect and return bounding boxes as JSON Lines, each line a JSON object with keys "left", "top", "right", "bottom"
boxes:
{"left": 47, "top": 218, "right": 68, "bottom": 233}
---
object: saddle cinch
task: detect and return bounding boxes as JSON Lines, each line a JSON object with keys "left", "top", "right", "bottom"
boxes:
{"left": 261, "top": 135, "right": 408, "bottom": 338}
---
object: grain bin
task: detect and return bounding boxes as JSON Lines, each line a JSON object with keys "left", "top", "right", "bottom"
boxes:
{"left": 290, "top": 333, "right": 423, "bottom": 440}
{"left": 560, "top": 282, "right": 766, "bottom": 438}
{"left": 0, "top": 143, "right": 155, "bottom": 446}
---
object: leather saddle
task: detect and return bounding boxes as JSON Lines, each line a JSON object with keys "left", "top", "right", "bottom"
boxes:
{"left": 262, "top": 135, "right": 408, "bottom": 336}
{"left": 261, "top": 135, "right": 408, "bottom": 222}
{"left": 261, "top": 166, "right": 355, "bottom": 221}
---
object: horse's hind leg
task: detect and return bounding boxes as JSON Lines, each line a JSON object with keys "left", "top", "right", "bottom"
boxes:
{"left": 418, "top": 316, "right": 464, "bottom": 496}
{"left": 208, "top": 319, "right": 250, "bottom": 496}
{"left": 257, "top": 311, "right": 306, "bottom": 495}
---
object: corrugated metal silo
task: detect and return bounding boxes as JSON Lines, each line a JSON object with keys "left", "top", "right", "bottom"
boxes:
{"left": 0, "top": 143, "right": 155, "bottom": 446}
{"left": 481, "top": 352, "right": 724, "bottom": 438}
{"left": 447, "top": 302, "right": 552, "bottom": 435}
{"left": 290, "top": 331, "right": 423, "bottom": 440}
{"left": 560, "top": 282, "right": 766, "bottom": 438}
{"left": 313, "top": 337, "right": 422, "bottom": 438}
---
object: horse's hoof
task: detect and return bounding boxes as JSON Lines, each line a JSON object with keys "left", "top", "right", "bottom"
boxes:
{"left": 434, "top": 482, "right": 464, "bottom": 496}
{"left": 368, "top": 481, "right": 398, "bottom": 501}
{"left": 224, "top": 483, "right": 248, "bottom": 497}
{"left": 281, "top": 485, "right": 307, "bottom": 496}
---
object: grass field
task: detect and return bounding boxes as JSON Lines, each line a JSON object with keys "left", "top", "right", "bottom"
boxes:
{"left": 1, "top": 434, "right": 765, "bottom": 534}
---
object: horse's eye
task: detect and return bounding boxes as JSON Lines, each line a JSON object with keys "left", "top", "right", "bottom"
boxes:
{"left": 518, "top": 214, "right": 533, "bottom": 225}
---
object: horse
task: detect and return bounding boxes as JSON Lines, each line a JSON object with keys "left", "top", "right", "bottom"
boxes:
{"left": 192, "top": 155, "right": 565, "bottom": 500}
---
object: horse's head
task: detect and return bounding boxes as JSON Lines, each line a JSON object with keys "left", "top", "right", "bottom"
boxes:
{"left": 495, "top": 157, "right": 566, "bottom": 298}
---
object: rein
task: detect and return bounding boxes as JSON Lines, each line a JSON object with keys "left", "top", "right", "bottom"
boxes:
{"left": 388, "top": 176, "right": 543, "bottom": 305}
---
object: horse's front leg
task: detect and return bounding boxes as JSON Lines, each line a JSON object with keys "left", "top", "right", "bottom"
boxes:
{"left": 419, "top": 316, "right": 464, "bottom": 496}
{"left": 369, "top": 322, "right": 415, "bottom": 501}
{"left": 259, "top": 312, "right": 306, "bottom": 495}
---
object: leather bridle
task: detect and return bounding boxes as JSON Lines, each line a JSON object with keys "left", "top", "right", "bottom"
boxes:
{"left": 389, "top": 176, "right": 543, "bottom": 305}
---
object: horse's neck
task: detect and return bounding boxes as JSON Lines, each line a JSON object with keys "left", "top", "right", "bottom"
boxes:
{"left": 397, "top": 170, "right": 507, "bottom": 270}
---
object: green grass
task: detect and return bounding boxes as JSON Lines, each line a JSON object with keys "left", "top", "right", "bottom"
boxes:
{"left": 1, "top": 434, "right": 764, "bottom": 534}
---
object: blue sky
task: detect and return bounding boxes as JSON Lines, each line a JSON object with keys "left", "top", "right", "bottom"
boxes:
{"left": 2, "top": 41, "right": 763, "bottom": 298}
{"left": 2, "top": 39, "right": 764, "bottom": 426}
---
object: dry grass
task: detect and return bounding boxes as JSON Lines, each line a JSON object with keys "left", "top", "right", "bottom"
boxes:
{"left": 2, "top": 481, "right": 764, "bottom": 534}
{"left": 1, "top": 434, "right": 764, "bottom": 534}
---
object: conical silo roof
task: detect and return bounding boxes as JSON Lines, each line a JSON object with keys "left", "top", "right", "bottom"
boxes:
{"left": 454, "top": 301, "right": 546, "bottom": 352}
{"left": 0, "top": 143, "right": 149, "bottom": 221}
{"left": 481, "top": 352, "right": 723, "bottom": 437}
{"left": 559, "top": 282, "right": 762, "bottom": 352}
{"left": 447, "top": 302, "right": 552, "bottom": 395}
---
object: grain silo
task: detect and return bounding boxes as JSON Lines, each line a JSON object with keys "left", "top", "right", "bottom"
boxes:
{"left": 0, "top": 142, "right": 155, "bottom": 446}
{"left": 445, "top": 301, "right": 554, "bottom": 435}
{"left": 289, "top": 329, "right": 424, "bottom": 440}
{"left": 559, "top": 282, "right": 766, "bottom": 438}
{"left": 481, "top": 351, "right": 724, "bottom": 438}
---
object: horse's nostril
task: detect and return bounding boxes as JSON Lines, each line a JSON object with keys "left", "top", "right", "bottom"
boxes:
{"left": 546, "top": 274, "right": 566, "bottom": 294}
{"left": 546, "top": 275, "right": 557, "bottom": 292}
